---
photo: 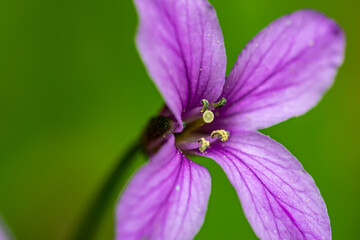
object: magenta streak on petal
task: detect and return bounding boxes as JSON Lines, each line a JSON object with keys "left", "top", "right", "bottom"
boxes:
{"left": 116, "top": 136, "right": 211, "bottom": 240}
{"left": 217, "top": 10, "right": 345, "bottom": 131}
{"left": 196, "top": 131, "right": 331, "bottom": 240}
{"left": 226, "top": 146, "right": 321, "bottom": 222}
{"left": 229, "top": 45, "right": 308, "bottom": 106}
{"left": 225, "top": 22, "right": 293, "bottom": 103}
{"left": 134, "top": 0, "right": 226, "bottom": 130}
{"left": 219, "top": 148, "right": 308, "bottom": 239}
{"left": 225, "top": 13, "right": 311, "bottom": 103}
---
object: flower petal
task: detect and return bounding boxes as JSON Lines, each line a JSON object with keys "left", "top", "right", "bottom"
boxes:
{"left": 0, "top": 218, "right": 9, "bottom": 240}
{"left": 196, "top": 131, "right": 330, "bottom": 240}
{"left": 134, "top": 0, "right": 226, "bottom": 127}
{"left": 0, "top": 227, "right": 7, "bottom": 240}
{"left": 217, "top": 10, "right": 345, "bottom": 130}
{"left": 116, "top": 136, "right": 211, "bottom": 240}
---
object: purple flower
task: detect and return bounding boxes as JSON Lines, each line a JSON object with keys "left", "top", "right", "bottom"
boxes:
{"left": 116, "top": 0, "right": 344, "bottom": 239}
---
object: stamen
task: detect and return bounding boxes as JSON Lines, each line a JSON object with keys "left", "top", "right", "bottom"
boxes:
{"left": 202, "top": 110, "right": 214, "bottom": 123}
{"left": 200, "top": 99, "right": 209, "bottom": 112}
{"left": 211, "top": 97, "right": 227, "bottom": 109}
{"left": 198, "top": 137, "right": 210, "bottom": 152}
{"left": 211, "top": 130, "right": 230, "bottom": 142}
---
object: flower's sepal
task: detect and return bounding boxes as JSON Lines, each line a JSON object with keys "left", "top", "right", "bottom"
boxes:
{"left": 142, "top": 116, "right": 175, "bottom": 155}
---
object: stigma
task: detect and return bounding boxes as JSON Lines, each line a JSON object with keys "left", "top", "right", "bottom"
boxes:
{"left": 202, "top": 110, "right": 214, "bottom": 123}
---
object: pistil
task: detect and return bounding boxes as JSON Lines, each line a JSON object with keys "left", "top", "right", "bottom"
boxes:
{"left": 175, "top": 110, "right": 214, "bottom": 143}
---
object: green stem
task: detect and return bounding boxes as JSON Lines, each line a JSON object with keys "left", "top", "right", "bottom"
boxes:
{"left": 72, "top": 142, "right": 142, "bottom": 240}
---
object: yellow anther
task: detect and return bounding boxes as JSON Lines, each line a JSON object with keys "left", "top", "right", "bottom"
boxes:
{"left": 198, "top": 138, "right": 210, "bottom": 153}
{"left": 200, "top": 99, "right": 209, "bottom": 113}
{"left": 202, "top": 110, "right": 214, "bottom": 123}
{"left": 211, "top": 130, "right": 230, "bottom": 142}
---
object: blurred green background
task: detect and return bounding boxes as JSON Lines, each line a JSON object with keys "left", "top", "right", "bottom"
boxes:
{"left": 0, "top": 0, "right": 359, "bottom": 239}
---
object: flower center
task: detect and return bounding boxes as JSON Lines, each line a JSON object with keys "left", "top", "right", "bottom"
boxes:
{"left": 142, "top": 98, "right": 230, "bottom": 154}
{"left": 175, "top": 98, "right": 230, "bottom": 153}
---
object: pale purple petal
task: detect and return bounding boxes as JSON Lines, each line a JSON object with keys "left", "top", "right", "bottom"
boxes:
{"left": 116, "top": 136, "right": 211, "bottom": 240}
{"left": 0, "top": 218, "right": 9, "bottom": 240}
{"left": 197, "top": 131, "right": 330, "bottom": 240}
{"left": 134, "top": 0, "right": 226, "bottom": 128}
{"left": 0, "top": 227, "right": 7, "bottom": 240}
{"left": 217, "top": 10, "right": 344, "bottom": 130}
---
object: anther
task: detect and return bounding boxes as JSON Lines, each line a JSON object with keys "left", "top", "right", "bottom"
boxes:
{"left": 211, "top": 130, "right": 230, "bottom": 142}
{"left": 211, "top": 97, "right": 227, "bottom": 109}
{"left": 198, "top": 137, "right": 210, "bottom": 152}
{"left": 202, "top": 110, "right": 214, "bottom": 123}
{"left": 200, "top": 99, "right": 209, "bottom": 112}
